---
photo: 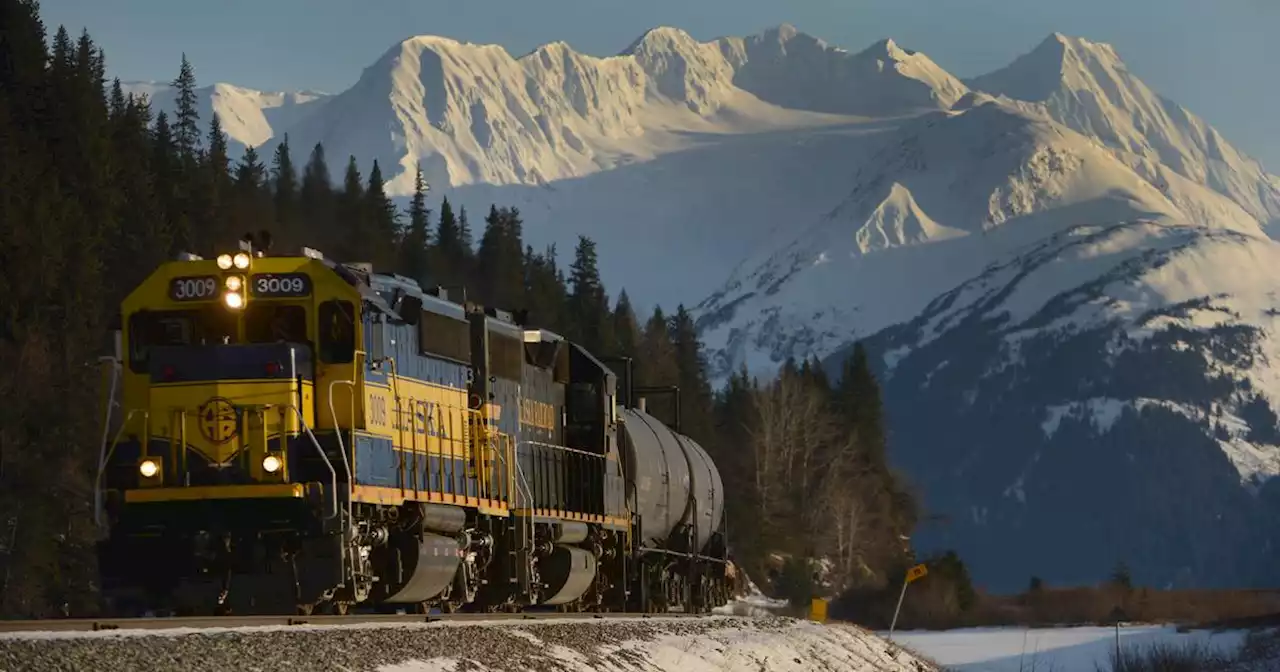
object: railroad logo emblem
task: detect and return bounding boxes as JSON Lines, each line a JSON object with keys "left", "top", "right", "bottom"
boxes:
{"left": 198, "top": 397, "right": 238, "bottom": 445}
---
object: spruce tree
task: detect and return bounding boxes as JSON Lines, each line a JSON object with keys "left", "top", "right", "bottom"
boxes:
{"left": 202, "top": 112, "right": 233, "bottom": 249}
{"left": 299, "top": 142, "right": 335, "bottom": 250}
{"left": 231, "top": 145, "right": 269, "bottom": 244}
{"left": 476, "top": 205, "right": 526, "bottom": 310}
{"left": 567, "top": 236, "right": 614, "bottom": 355}
{"left": 668, "top": 305, "right": 714, "bottom": 442}
{"left": 363, "top": 159, "right": 400, "bottom": 269}
{"left": 838, "top": 342, "right": 887, "bottom": 464}
{"left": 151, "top": 110, "right": 185, "bottom": 252}
{"left": 636, "top": 306, "right": 680, "bottom": 422}
{"left": 523, "top": 244, "right": 568, "bottom": 333}
{"left": 613, "top": 290, "right": 641, "bottom": 359}
{"left": 399, "top": 163, "right": 432, "bottom": 285}
{"left": 271, "top": 134, "right": 298, "bottom": 248}
{"left": 430, "top": 196, "right": 473, "bottom": 296}
{"left": 171, "top": 53, "right": 200, "bottom": 159}
{"left": 338, "top": 156, "right": 366, "bottom": 262}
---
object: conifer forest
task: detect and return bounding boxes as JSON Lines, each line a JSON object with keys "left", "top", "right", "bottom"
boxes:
{"left": 0, "top": 0, "right": 920, "bottom": 618}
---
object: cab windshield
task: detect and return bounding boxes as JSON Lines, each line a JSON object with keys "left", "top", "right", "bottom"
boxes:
{"left": 127, "top": 303, "right": 310, "bottom": 373}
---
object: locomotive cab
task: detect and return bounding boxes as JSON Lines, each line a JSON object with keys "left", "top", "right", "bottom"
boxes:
{"left": 96, "top": 245, "right": 363, "bottom": 614}
{"left": 102, "top": 247, "right": 352, "bottom": 499}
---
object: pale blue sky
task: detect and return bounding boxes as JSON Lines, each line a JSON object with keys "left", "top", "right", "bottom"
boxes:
{"left": 39, "top": 0, "right": 1280, "bottom": 167}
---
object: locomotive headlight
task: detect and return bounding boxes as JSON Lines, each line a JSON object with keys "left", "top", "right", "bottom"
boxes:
{"left": 216, "top": 253, "right": 233, "bottom": 270}
{"left": 225, "top": 275, "right": 243, "bottom": 291}
{"left": 224, "top": 290, "right": 244, "bottom": 309}
{"left": 138, "top": 459, "right": 159, "bottom": 478}
{"left": 262, "top": 455, "right": 282, "bottom": 473}
{"left": 232, "top": 252, "right": 250, "bottom": 269}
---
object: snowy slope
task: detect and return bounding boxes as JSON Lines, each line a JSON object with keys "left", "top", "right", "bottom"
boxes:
{"left": 122, "top": 81, "right": 330, "bottom": 154}
{"left": 967, "top": 33, "right": 1280, "bottom": 230}
{"left": 716, "top": 24, "right": 969, "bottom": 117}
{"left": 694, "top": 93, "right": 1265, "bottom": 383}
{"left": 684, "top": 32, "right": 1280, "bottom": 591}
{"left": 831, "top": 219, "right": 1280, "bottom": 590}
{"left": 264, "top": 24, "right": 963, "bottom": 195}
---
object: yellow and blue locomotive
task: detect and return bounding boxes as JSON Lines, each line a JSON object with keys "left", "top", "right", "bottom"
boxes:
{"left": 94, "top": 237, "right": 729, "bottom": 616}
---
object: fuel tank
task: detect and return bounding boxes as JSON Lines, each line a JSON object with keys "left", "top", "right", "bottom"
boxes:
{"left": 619, "top": 408, "right": 724, "bottom": 552}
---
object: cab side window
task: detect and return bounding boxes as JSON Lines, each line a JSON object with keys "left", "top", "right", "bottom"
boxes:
{"left": 319, "top": 300, "right": 356, "bottom": 363}
{"left": 127, "top": 311, "right": 194, "bottom": 373}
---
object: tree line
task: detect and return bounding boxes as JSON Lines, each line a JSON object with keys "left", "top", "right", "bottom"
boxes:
{"left": 0, "top": 0, "right": 921, "bottom": 618}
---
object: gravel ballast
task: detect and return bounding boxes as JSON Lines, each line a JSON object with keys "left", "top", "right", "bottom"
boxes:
{"left": 0, "top": 615, "right": 938, "bottom": 672}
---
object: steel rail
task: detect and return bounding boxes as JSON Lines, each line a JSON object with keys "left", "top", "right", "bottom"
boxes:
{"left": 0, "top": 611, "right": 720, "bottom": 633}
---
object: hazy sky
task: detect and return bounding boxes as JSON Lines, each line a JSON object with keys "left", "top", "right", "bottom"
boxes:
{"left": 39, "top": 0, "right": 1280, "bottom": 168}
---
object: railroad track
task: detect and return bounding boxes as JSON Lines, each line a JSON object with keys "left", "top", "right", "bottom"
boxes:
{"left": 0, "top": 611, "right": 714, "bottom": 634}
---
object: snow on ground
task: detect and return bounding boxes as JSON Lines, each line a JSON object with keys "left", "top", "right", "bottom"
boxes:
{"left": 712, "top": 572, "right": 790, "bottom": 617}
{"left": 380, "top": 618, "right": 938, "bottom": 672}
{"left": 0, "top": 616, "right": 937, "bottom": 672}
{"left": 887, "top": 625, "right": 1247, "bottom": 671}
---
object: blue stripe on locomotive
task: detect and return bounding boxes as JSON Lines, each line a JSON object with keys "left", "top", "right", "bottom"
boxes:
{"left": 352, "top": 433, "right": 479, "bottom": 498}
{"left": 351, "top": 283, "right": 507, "bottom": 503}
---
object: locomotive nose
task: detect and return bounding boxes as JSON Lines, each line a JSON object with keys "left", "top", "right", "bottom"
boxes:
{"left": 144, "top": 342, "right": 313, "bottom": 483}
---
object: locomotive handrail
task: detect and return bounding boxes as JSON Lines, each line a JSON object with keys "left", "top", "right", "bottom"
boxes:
{"left": 506, "top": 437, "right": 537, "bottom": 564}
{"left": 327, "top": 379, "right": 357, "bottom": 530}
{"left": 94, "top": 407, "right": 148, "bottom": 530}
{"left": 273, "top": 403, "right": 341, "bottom": 522}
{"left": 515, "top": 440, "right": 608, "bottom": 515}
{"left": 94, "top": 355, "right": 123, "bottom": 529}
{"left": 518, "top": 440, "right": 609, "bottom": 459}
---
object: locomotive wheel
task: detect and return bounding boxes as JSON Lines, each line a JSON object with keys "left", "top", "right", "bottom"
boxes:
{"left": 296, "top": 603, "right": 315, "bottom": 616}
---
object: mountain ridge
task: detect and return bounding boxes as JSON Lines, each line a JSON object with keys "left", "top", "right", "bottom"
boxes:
{"left": 697, "top": 31, "right": 1280, "bottom": 385}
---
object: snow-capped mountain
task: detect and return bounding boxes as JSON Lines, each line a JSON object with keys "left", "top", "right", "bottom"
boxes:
{"left": 265, "top": 23, "right": 963, "bottom": 195}
{"left": 686, "top": 31, "right": 1280, "bottom": 590}
{"left": 834, "top": 220, "right": 1280, "bottom": 590}
{"left": 697, "top": 33, "right": 1280, "bottom": 385}
{"left": 121, "top": 81, "right": 331, "bottom": 154}
{"left": 968, "top": 34, "right": 1280, "bottom": 230}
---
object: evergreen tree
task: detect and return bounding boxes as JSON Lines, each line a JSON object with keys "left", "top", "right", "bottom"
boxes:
{"left": 612, "top": 290, "right": 641, "bottom": 359}
{"left": 636, "top": 306, "right": 680, "bottom": 422}
{"left": 199, "top": 111, "right": 233, "bottom": 251}
{"left": 837, "top": 342, "right": 887, "bottom": 464}
{"left": 430, "top": 196, "right": 473, "bottom": 296}
{"left": 106, "top": 85, "right": 162, "bottom": 293}
{"left": 171, "top": 53, "right": 200, "bottom": 159}
{"left": 567, "top": 236, "right": 614, "bottom": 355}
{"left": 523, "top": 244, "right": 568, "bottom": 333}
{"left": 476, "top": 205, "right": 526, "bottom": 310}
{"left": 399, "top": 163, "right": 432, "bottom": 285}
{"left": 231, "top": 145, "right": 269, "bottom": 242}
{"left": 668, "top": 305, "right": 714, "bottom": 442}
{"left": 338, "top": 155, "right": 366, "bottom": 262}
{"left": 150, "top": 110, "right": 185, "bottom": 252}
{"left": 363, "top": 159, "right": 400, "bottom": 269}
{"left": 299, "top": 142, "right": 334, "bottom": 250}
{"left": 271, "top": 134, "right": 298, "bottom": 249}
{"left": 458, "top": 205, "right": 473, "bottom": 252}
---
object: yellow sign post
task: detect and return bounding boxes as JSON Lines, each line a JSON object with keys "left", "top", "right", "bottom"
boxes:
{"left": 889, "top": 564, "right": 928, "bottom": 639}
{"left": 808, "top": 597, "right": 828, "bottom": 623}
